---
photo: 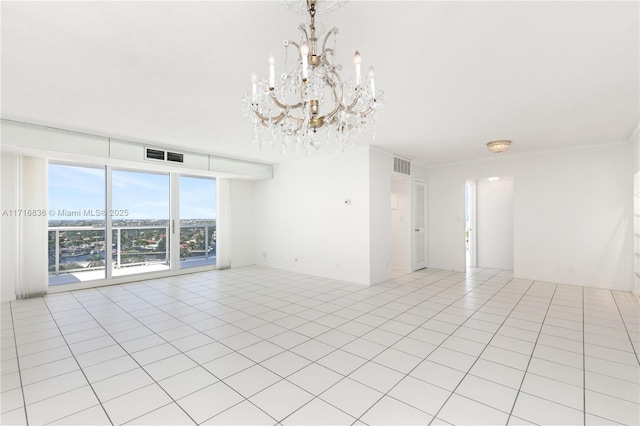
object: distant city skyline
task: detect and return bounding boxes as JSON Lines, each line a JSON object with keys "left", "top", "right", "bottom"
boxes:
{"left": 48, "top": 164, "right": 216, "bottom": 220}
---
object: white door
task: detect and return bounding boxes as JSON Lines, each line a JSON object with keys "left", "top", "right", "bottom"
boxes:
{"left": 413, "top": 179, "right": 427, "bottom": 271}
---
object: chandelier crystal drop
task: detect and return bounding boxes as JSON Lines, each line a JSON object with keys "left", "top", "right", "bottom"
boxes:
{"left": 242, "top": 0, "right": 384, "bottom": 154}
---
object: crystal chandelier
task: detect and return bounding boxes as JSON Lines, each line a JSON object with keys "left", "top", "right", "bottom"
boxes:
{"left": 242, "top": 0, "right": 384, "bottom": 154}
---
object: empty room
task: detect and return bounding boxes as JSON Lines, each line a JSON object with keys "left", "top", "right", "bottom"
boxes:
{"left": 1, "top": 1, "right": 638, "bottom": 425}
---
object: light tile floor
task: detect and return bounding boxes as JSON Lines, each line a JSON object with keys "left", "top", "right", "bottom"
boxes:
{"left": 2, "top": 266, "right": 639, "bottom": 425}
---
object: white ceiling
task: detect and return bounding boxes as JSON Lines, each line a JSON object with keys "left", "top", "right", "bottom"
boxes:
{"left": 1, "top": 1, "right": 638, "bottom": 166}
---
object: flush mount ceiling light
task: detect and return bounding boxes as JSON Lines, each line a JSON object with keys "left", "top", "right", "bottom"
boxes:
{"left": 486, "top": 140, "right": 512, "bottom": 154}
{"left": 242, "top": 0, "right": 384, "bottom": 154}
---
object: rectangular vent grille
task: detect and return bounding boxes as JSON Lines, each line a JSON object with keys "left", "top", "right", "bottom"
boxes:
{"left": 393, "top": 156, "right": 411, "bottom": 176}
{"left": 145, "top": 147, "right": 185, "bottom": 164}
{"left": 166, "top": 152, "right": 184, "bottom": 163}
{"left": 145, "top": 148, "right": 165, "bottom": 161}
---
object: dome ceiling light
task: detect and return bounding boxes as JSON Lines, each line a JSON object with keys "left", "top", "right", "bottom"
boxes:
{"left": 486, "top": 140, "right": 512, "bottom": 154}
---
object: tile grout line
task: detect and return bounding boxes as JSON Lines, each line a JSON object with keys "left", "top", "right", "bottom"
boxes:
{"left": 61, "top": 291, "right": 201, "bottom": 426}
{"left": 505, "top": 282, "right": 558, "bottom": 425}
{"left": 100, "top": 285, "right": 288, "bottom": 425}
{"left": 276, "top": 270, "right": 495, "bottom": 424}
{"left": 212, "top": 269, "right": 491, "bottom": 424}
{"left": 423, "top": 276, "right": 537, "bottom": 425}
{"left": 10, "top": 267, "right": 637, "bottom": 425}
{"left": 583, "top": 286, "right": 586, "bottom": 425}
{"left": 7, "top": 302, "right": 30, "bottom": 425}
{"left": 610, "top": 290, "right": 640, "bottom": 365}
{"left": 108, "top": 277, "right": 288, "bottom": 424}
{"left": 214, "top": 269, "right": 474, "bottom": 424}
{"left": 38, "top": 296, "right": 115, "bottom": 425}
{"left": 198, "top": 270, "right": 458, "bottom": 423}
{"left": 339, "top": 269, "right": 516, "bottom": 425}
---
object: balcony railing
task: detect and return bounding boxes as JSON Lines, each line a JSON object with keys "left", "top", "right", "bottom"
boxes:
{"left": 48, "top": 223, "right": 216, "bottom": 282}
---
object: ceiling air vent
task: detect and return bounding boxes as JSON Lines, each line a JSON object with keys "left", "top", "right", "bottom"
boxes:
{"left": 166, "top": 151, "right": 184, "bottom": 163}
{"left": 145, "top": 148, "right": 165, "bottom": 161}
{"left": 393, "top": 156, "right": 411, "bottom": 176}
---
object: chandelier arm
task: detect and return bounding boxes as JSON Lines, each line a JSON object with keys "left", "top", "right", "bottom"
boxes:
{"left": 320, "top": 68, "right": 344, "bottom": 122}
{"left": 287, "top": 40, "right": 300, "bottom": 51}
{"left": 253, "top": 110, "right": 285, "bottom": 125}
{"left": 344, "top": 96, "right": 359, "bottom": 112}
{"left": 297, "top": 24, "right": 309, "bottom": 49}
{"left": 321, "top": 28, "right": 337, "bottom": 55}
{"left": 356, "top": 106, "right": 373, "bottom": 117}
{"left": 285, "top": 114, "right": 305, "bottom": 124}
{"left": 271, "top": 94, "right": 304, "bottom": 110}
{"left": 323, "top": 48, "right": 335, "bottom": 64}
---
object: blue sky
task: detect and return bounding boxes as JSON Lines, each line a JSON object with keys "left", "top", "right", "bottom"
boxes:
{"left": 48, "top": 164, "right": 216, "bottom": 220}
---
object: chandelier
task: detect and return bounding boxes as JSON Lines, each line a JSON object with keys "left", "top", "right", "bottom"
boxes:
{"left": 242, "top": 0, "right": 384, "bottom": 154}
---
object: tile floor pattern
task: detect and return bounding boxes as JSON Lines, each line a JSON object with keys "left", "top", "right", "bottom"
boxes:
{"left": 1, "top": 266, "right": 639, "bottom": 425}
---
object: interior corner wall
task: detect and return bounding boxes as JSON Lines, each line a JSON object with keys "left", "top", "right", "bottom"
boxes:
{"left": 369, "top": 149, "right": 392, "bottom": 285}
{"left": 427, "top": 143, "right": 633, "bottom": 291}
{"left": 230, "top": 179, "right": 256, "bottom": 268}
{"left": 476, "top": 177, "right": 514, "bottom": 270}
{"left": 1, "top": 152, "right": 19, "bottom": 302}
{"left": 252, "top": 147, "right": 371, "bottom": 285}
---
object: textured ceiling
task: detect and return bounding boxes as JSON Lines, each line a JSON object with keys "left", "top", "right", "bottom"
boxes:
{"left": 1, "top": 1, "right": 638, "bottom": 166}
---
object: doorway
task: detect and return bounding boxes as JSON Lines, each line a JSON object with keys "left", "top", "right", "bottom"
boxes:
{"left": 413, "top": 179, "right": 428, "bottom": 271}
{"left": 466, "top": 177, "right": 514, "bottom": 271}
{"left": 390, "top": 177, "right": 428, "bottom": 273}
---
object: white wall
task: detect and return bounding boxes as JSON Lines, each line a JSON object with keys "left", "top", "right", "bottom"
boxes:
{"left": 477, "top": 177, "right": 513, "bottom": 269}
{"left": 1, "top": 152, "right": 19, "bottom": 302}
{"left": 230, "top": 180, "right": 255, "bottom": 268}
{"left": 632, "top": 126, "right": 640, "bottom": 296}
{"left": 253, "top": 147, "right": 371, "bottom": 285}
{"left": 369, "top": 149, "right": 392, "bottom": 284}
{"left": 427, "top": 143, "right": 633, "bottom": 291}
{"left": 391, "top": 177, "right": 412, "bottom": 272}
{"left": 427, "top": 175, "right": 466, "bottom": 272}
{"left": 633, "top": 125, "right": 640, "bottom": 174}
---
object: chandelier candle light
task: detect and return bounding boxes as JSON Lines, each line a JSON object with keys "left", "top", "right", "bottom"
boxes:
{"left": 242, "top": 0, "right": 384, "bottom": 154}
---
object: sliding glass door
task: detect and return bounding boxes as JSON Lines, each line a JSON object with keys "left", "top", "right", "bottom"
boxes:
{"left": 111, "top": 169, "right": 170, "bottom": 277}
{"left": 48, "top": 163, "right": 216, "bottom": 286}
{"left": 179, "top": 176, "right": 217, "bottom": 269}
{"left": 48, "top": 164, "right": 106, "bottom": 285}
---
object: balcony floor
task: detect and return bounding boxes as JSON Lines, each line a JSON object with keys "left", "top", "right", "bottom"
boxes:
{"left": 48, "top": 257, "right": 216, "bottom": 286}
